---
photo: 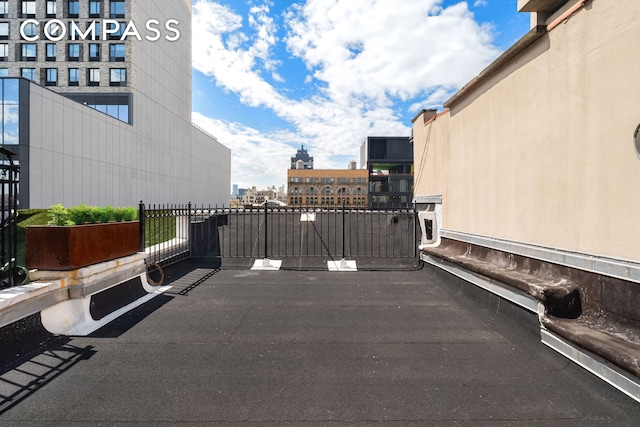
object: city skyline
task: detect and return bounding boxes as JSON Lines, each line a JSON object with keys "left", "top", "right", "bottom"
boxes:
{"left": 190, "top": 0, "right": 530, "bottom": 189}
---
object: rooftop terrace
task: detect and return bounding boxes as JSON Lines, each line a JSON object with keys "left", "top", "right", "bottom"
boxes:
{"left": 1, "top": 260, "right": 639, "bottom": 424}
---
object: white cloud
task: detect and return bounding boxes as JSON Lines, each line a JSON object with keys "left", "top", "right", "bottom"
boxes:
{"left": 474, "top": 1, "right": 489, "bottom": 7}
{"left": 191, "top": 0, "right": 503, "bottom": 188}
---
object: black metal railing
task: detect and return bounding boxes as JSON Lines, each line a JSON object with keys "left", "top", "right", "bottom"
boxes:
{"left": 139, "top": 202, "right": 192, "bottom": 268}
{"left": 0, "top": 148, "right": 25, "bottom": 289}
{"left": 140, "top": 202, "right": 418, "bottom": 269}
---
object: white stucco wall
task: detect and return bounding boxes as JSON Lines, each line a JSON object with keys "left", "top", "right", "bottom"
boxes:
{"left": 413, "top": 0, "right": 640, "bottom": 261}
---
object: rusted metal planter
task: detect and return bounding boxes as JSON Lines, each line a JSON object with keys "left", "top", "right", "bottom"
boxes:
{"left": 26, "top": 222, "right": 140, "bottom": 270}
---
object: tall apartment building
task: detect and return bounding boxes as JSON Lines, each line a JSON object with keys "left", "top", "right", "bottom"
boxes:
{"left": 0, "top": 0, "right": 230, "bottom": 208}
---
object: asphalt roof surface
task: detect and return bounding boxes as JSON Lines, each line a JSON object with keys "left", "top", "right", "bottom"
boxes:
{"left": 1, "top": 260, "right": 639, "bottom": 425}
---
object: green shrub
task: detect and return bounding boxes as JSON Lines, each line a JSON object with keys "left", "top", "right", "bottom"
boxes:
{"left": 47, "top": 204, "right": 73, "bottom": 226}
{"left": 99, "top": 205, "right": 116, "bottom": 223}
{"left": 48, "top": 204, "right": 138, "bottom": 225}
{"left": 68, "top": 204, "right": 100, "bottom": 225}
{"left": 114, "top": 207, "right": 137, "bottom": 222}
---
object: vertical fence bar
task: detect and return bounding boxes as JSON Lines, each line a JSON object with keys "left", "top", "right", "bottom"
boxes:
{"left": 1, "top": 168, "right": 6, "bottom": 267}
{"left": 139, "top": 201, "right": 145, "bottom": 253}
{"left": 342, "top": 201, "right": 345, "bottom": 259}
{"left": 264, "top": 203, "right": 268, "bottom": 259}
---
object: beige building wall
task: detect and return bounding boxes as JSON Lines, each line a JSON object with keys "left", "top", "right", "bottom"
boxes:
{"left": 413, "top": 0, "right": 640, "bottom": 261}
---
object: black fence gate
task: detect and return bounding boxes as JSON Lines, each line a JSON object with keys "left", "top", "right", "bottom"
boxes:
{"left": 141, "top": 203, "right": 419, "bottom": 270}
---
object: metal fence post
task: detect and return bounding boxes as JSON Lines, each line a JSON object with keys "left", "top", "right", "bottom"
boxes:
{"left": 264, "top": 202, "right": 269, "bottom": 259}
{"left": 342, "top": 200, "right": 346, "bottom": 259}
{"left": 188, "top": 201, "right": 192, "bottom": 257}
{"left": 139, "top": 200, "right": 145, "bottom": 253}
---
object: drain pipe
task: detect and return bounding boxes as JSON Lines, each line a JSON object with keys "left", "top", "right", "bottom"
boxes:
{"left": 547, "top": 0, "right": 590, "bottom": 32}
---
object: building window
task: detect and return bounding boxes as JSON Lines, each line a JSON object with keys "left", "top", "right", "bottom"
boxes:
{"left": 68, "top": 67, "right": 79, "bottom": 86}
{"left": 0, "top": 68, "right": 7, "bottom": 77}
{"left": 44, "top": 68, "right": 57, "bottom": 86}
{"left": 21, "top": 1, "right": 36, "bottom": 18}
{"left": 89, "top": 1, "right": 101, "bottom": 18}
{"left": 46, "top": 0, "right": 57, "bottom": 17}
{"left": 21, "top": 43, "right": 36, "bottom": 61}
{"left": 0, "top": 44, "right": 6, "bottom": 61}
{"left": 109, "top": 68, "right": 126, "bottom": 86}
{"left": 110, "top": 0, "right": 125, "bottom": 18}
{"left": 88, "top": 68, "right": 100, "bottom": 86}
{"left": 67, "top": 0, "right": 79, "bottom": 18}
{"left": 106, "top": 21, "right": 125, "bottom": 40}
{"left": 46, "top": 43, "right": 57, "bottom": 61}
{"left": 0, "top": 2, "right": 8, "bottom": 18}
{"left": 89, "top": 43, "right": 100, "bottom": 61}
{"left": 109, "top": 43, "right": 125, "bottom": 61}
{"left": 21, "top": 67, "right": 35, "bottom": 81}
{"left": 0, "top": 23, "right": 7, "bottom": 40}
{"left": 22, "top": 21, "right": 37, "bottom": 38}
{"left": 67, "top": 43, "right": 80, "bottom": 61}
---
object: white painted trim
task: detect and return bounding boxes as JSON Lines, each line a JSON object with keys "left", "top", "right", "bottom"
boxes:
{"left": 541, "top": 329, "right": 640, "bottom": 404}
{"left": 440, "top": 229, "right": 640, "bottom": 284}
{"left": 40, "top": 273, "right": 172, "bottom": 336}
{"left": 413, "top": 195, "right": 443, "bottom": 204}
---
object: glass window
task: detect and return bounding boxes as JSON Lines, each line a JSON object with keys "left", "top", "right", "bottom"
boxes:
{"left": 109, "top": 43, "right": 125, "bottom": 61}
{"left": 21, "top": 43, "right": 36, "bottom": 61}
{"left": 88, "top": 68, "right": 100, "bottom": 86}
{"left": 68, "top": 0, "right": 79, "bottom": 17}
{"left": 68, "top": 67, "right": 79, "bottom": 86}
{"left": 47, "top": 0, "right": 57, "bottom": 17}
{"left": 89, "top": 43, "right": 100, "bottom": 61}
{"left": 117, "top": 104, "right": 128, "bottom": 122}
{"left": 109, "top": 68, "right": 126, "bottom": 86}
{"left": 106, "top": 21, "right": 125, "bottom": 40}
{"left": 0, "top": 22, "right": 8, "bottom": 40}
{"left": 0, "top": 43, "right": 6, "bottom": 61}
{"left": 45, "top": 68, "right": 57, "bottom": 86}
{"left": 89, "top": 1, "right": 101, "bottom": 17}
{"left": 0, "top": 68, "right": 7, "bottom": 77}
{"left": 110, "top": 0, "right": 125, "bottom": 18}
{"left": 46, "top": 43, "right": 57, "bottom": 60}
{"left": 23, "top": 22, "right": 37, "bottom": 37}
{"left": 67, "top": 43, "right": 80, "bottom": 60}
{"left": 0, "top": 2, "right": 7, "bottom": 17}
{"left": 21, "top": 67, "right": 35, "bottom": 81}
{"left": 21, "top": 1, "right": 36, "bottom": 17}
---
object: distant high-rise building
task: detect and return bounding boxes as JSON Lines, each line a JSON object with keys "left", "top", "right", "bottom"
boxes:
{"left": 361, "top": 136, "right": 413, "bottom": 208}
{"left": 291, "top": 145, "right": 314, "bottom": 169}
{"left": 0, "top": 0, "right": 230, "bottom": 207}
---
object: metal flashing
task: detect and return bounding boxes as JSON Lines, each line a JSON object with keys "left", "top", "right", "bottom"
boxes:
{"left": 421, "top": 252, "right": 539, "bottom": 313}
{"left": 440, "top": 229, "right": 640, "bottom": 284}
{"left": 541, "top": 329, "right": 640, "bottom": 404}
{"left": 413, "top": 195, "right": 443, "bottom": 205}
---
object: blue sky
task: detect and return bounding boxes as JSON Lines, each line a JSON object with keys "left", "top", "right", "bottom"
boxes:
{"left": 190, "top": 0, "right": 530, "bottom": 191}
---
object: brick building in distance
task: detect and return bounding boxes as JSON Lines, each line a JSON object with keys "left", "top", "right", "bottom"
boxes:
{"left": 287, "top": 149, "right": 368, "bottom": 207}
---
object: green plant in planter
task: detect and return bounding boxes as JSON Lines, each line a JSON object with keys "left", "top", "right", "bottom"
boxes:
{"left": 47, "top": 204, "right": 74, "bottom": 226}
{"left": 68, "top": 204, "right": 100, "bottom": 225}
{"left": 114, "top": 207, "right": 137, "bottom": 222}
{"left": 46, "top": 204, "right": 137, "bottom": 225}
